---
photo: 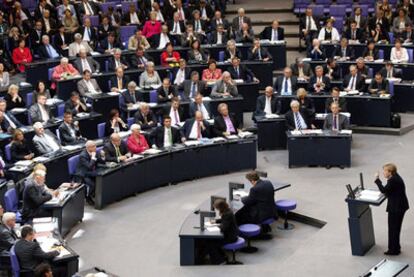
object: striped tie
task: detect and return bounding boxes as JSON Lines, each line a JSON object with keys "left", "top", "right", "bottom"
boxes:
{"left": 295, "top": 112, "right": 302, "bottom": 130}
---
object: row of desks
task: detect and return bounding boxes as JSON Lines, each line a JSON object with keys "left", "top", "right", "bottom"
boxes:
{"left": 26, "top": 43, "right": 286, "bottom": 86}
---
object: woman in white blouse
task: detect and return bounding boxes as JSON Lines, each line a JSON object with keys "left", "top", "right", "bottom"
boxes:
{"left": 390, "top": 39, "right": 409, "bottom": 63}
{"left": 139, "top": 62, "right": 162, "bottom": 88}
{"left": 0, "top": 63, "right": 9, "bottom": 88}
{"left": 317, "top": 18, "right": 340, "bottom": 43}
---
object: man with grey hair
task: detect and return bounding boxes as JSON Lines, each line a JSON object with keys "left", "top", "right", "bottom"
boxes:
{"left": 109, "top": 48, "right": 129, "bottom": 71}
{"left": 73, "top": 48, "right": 100, "bottom": 73}
{"left": 121, "top": 81, "right": 142, "bottom": 113}
{"left": 134, "top": 102, "right": 157, "bottom": 129}
{"left": 213, "top": 103, "right": 240, "bottom": 137}
{"left": 77, "top": 69, "right": 102, "bottom": 96}
{"left": 232, "top": 8, "right": 251, "bottom": 32}
{"left": 68, "top": 33, "right": 93, "bottom": 57}
{"left": 343, "top": 64, "right": 365, "bottom": 92}
{"left": 308, "top": 65, "right": 330, "bottom": 93}
{"left": 285, "top": 100, "right": 310, "bottom": 130}
{"left": 37, "top": 35, "right": 60, "bottom": 59}
{"left": 104, "top": 133, "right": 130, "bottom": 163}
{"left": 211, "top": 71, "right": 238, "bottom": 98}
{"left": 77, "top": 140, "right": 105, "bottom": 205}
{"left": 0, "top": 212, "right": 18, "bottom": 255}
{"left": 274, "top": 67, "right": 298, "bottom": 95}
{"left": 32, "top": 122, "right": 62, "bottom": 155}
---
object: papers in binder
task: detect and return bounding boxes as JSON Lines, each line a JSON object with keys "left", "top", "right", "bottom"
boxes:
{"left": 107, "top": 92, "right": 119, "bottom": 96}
{"left": 290, "top": 130, "right": 302, "bottom": 136}
{"left": 148, "top": 103, "right": 157, "bottom": 107}
{"left": 118, "top": 131, "right": 131, "bottom": 138}
{"left": 233, "top": 190, "right": 248, "bottom": 197}
{"left": 11, "top": 108, "right": 26, "bottom": 113}
{"left": 374, "top": 59, "right": 384, "bottom": 63}
{"left": 143, "top": 148, "right": 162, "bottom": 155}
{"left": 265, "top": 114, "right": 279, "bottom": 119}
{"left": 234, "top": 79, "right": 244, "bottom": 84}
{"left": 206, "top": 226, "right": 220, "bottom": 232}
{"left": 46, "top": 99, "right": 63, "bottom": 105}
{"left": 19, "top": 82, "right": 31, "bottom": 87}
{"left": 90, "top": 51, "right": 101, "bottom": 56}
{"left": 62, "top": 145, "right": 82, "bottom": 151}
{"left": 177, "top": 122, "right": 185, "bottom": 128}
{"left": 127, "top": 104, "right": 140, "bottom": 110}
{"left": 202, "top": 97, "right": 212, "bottom": 101}
{"left": 211, "top": 137, "right": 226, "bottom": 143}
{"left": 346, "top": 90, "right": 359, "bottom": 95}
{"left": 226, "top": 135, "right": 239, "bottom": 140}
{"left": 9, "top": 166, "right": 28, "bottom": 172}
{"left": 75, "top": 112, "right": 90, "bottom": 118}
{"left": 207, "top": 119, "right": 214, "bottom": 125}
{"left": 359, "top": 190, "right": 382, "bottom": 201}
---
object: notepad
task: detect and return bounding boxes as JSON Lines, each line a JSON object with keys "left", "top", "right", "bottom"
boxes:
{"left": 238, "top": 131, "right": 253, "bottom": 138}
{"left": 359, "top": 190, "right": 382, "bottom": 201}
{"left": 265, "top": 114, "right": 280, "bottom": 119}
{"left": 33, "top": 156, "right": 49, "bottom": 162}
{"left": 206, "top": 226, "right": 220, "bottom": 232}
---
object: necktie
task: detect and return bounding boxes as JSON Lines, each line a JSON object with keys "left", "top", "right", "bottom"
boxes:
{"left": 333, "top": 115, "right": 338, "bottom": 130}
{"left": 258, "top": 48, "right": 262, "bottom": 60}
{"left": 284, "top": 78, "right": 288, "bottom": 94}
{"left": 115, "top": 145, "right": 120, "bottom": 158}
{"left": 131, "top": 93, "right": 136, "bottom": 103}
{"left": 273, "top": 29, "right": 278, "bottom": 41}
{"left": 295, "top": 112, "right": 303, "bottom": 130}
{"left": 174, "top": 110, "right": 179, "bottom": 123}
{"left": 388, "top": 70, "right": 391, "bottom": 78}
{"left": 173, "top": 23, "right": 177, "bottom": 33}
{"left": 239, "top": 17, "right": 243, "bottom": 30}
{"left": 168, "top": 128, "right": 173, "bottom": 144}
{"left": 307, "top": 16, "right": 311, "bottom": 30}
{"left": 118, "top": 78, "right": 122, "bottom": 90}
{"left": 86, "top": 3, "right": 93, "bottom": 15}
{"left": 352, "top": 30, "right": 356, "bottom": 40}
{"left": 197, "top": 121, "right": 201, "bottom": 139}
{"left": 236, "top": 67, "right": 239, "bottom": 78}
{"left": 350, "top": 76, "right": 355, "bottom": 90}
{"left": 190, "top": 82, "right": 196, "bottom": 97}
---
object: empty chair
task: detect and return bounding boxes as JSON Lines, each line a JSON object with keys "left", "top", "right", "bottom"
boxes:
{"left": 223, "top": 237, "right": 245, "bottom": 264}
{"left": 218, "top": 51, "right": 225, "bottom": 62}
{"left": 121, "top": 1, "right": 138, "bottom": 13}
{"left": 149, "top": 90, "right": 158, "bottom": 103}
{"left": 407, "top": 49, "right": 413, "bottom": 63}
{"left": 368, "top": 67, "right": 374, "bottom": 78}
{"left": 352, "top": 4, "right": 369, "bottom": 17}
{"left": 84, "top": 15, "right": 100, "bottom": 27}
{"left": 329, "top": 5, "right": 347, "bottom": 17}
{"left": 67, "top": 155, "right": 80, "bottom": 176}
{"left": 388, "top": 80, "right": 394, "bottom": 96}
{"left": 311, "top": 5, "right": 325, "bottom": 17}
{"left": 57, "top": 103, "right": 65, "bottom": 117}
{"left": 378, "top": 49, "right": 384, "bottom": 59}
{"left": 120, "top": 25, "right": 137, "bottom": 45}
{"left": 333, "top": 18, "right": 344, "bottom": 34}
{"left": 275, "top": 199, "right": 297, "bottom": 230}
{"left": 100, "top": 2, "right": 117, "bottom": 13}
{"left": 127, "top": 117, "right": 135, "bottom": 127}
{"left": 97, "top": 122, "right": 106, "bottom": 138}
{"left": 4, "top": 188, "right": 22, "bottom": 222}
{"left": 5, "top": 143, "right": 12, "bottom": 162}
{"left": 388, "top": 32, "right": 394, "bottom": 44}
{"left": 25, "top": 92, "right": 33, "bottom": 108}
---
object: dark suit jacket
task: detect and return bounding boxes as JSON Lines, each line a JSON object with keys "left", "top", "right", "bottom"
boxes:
{"left": 29, "top": 30, "right": 45, "bottom": 51}
{"left": 103, "top": 141, "right": 129, "bottom": 163}
{"left": 368, "top": 17, "right": 390, "bottom": 32}
{"left": 307, "top": 47, "right": 326, "bottom": 61}
{"left": 323, "top": 113, "right": 350, "bottom": 130}
{"left": 167, "top": 20, "right": 186, "bottom": 35}
{"left": 37, "top": 44, "right": 60, "bottom": 59}
{"left": 343, "top": 73, "right": 365, "bottom": 91}
{"left": 375, "top": 173, "right": 409, "bottom": 213}
{"left": 213, "top": 114, "right": 240, "bottom": 137}
{"left": 189, "top": 101, "right": 211, "bottom": 118}
{"left": 325, "top": 97, "right": 347, "bottom": 112}
{"left": 332, "top": 46, "right": 355, "bottom": 60}
{"left": 77, "top": 26, "right": 98, "bottom": 46}
{"left": 241, "top": 179, "right": 277, "bottom": 223}
{"left": 104, "top": 120, "right": 128, "bottom": 137}
{"left": 254, "top": 95, "right": 281, "bottom": 117}
{"left": 120, "top": 90, "right": 143, "bottom": 111}
{"left": 323, "top": 64, "right": 342, "bottom": 80}
{"left": 53, "top": 32, "right": 72, "bottom": 54}
{"left": 14, "top": 239, "right": 59, "bottom": 271}
{"left": 77, "top": 1, "right": 100, "bottom": 16}
{"left": 97, "top": 38, "right": 123, "bottom": 54}
{"left": 58, "top": 122, "right": 82, "bottom": 146}
{"left": 3, "top": 111, "right": 22, "bottom": 129}
{"left": 216, "top": 210, "right": 238, "bottom": 243}
{"left": 157, "top": 86, "right": 177, "bottom": 103}
{"left": 273, "top": 76, "right": 298, "bottom": 94}
{"left": 0, "top": 225, "right": 18, "bottom": 254}
{"left": 208, "top": 31, "right": 229, "bottom": 45}
{"left": 22, "top": 180, "right": 52, "bottom": 220}
{"left": 97, "top": 24, "right": 115, "bottom": 41}
{"left": 227, "top": 65, "right": 254, "bottom": 81}
{"left": 133, "top": 110, "right": 157, "bottom": 130}
{"left": 10, "top": 141, "right": 33, "bottom": 162}
{"left": 248, "top": 46, "right": 272, "bottom": 60}
{"left": 182, "top": 118, "right": 210, "bottom": 139}
{"left": 308, "top": 76, "right": 331, "bottom": 92}
{"left": 150, "top": 33, "right": 175, "bottom": 48}
{"left": 64, "top": 98, "right": 89, "bottom": 115}
{"left": 210, "top": 18, "right": 230, "bottom": 32}
{"left": 362, "top": 48, "right": 379, "bottom": 60}
{"left": 151, "top": 126, "right": 181, "bottom": 148}
{"left": 343, "top": 28, "right": 365, "bottom": 43}
{"left": 400, "top": 30, "right": 414, "bottom": 42}
{"left": 284, "top": 110, "right": 311, "bottom": 130}
{"left": 122, "top": 11, "right": 145, "bottom": 25}
{"left": 380, "top": 67, "right": 403, "bottom": 78}
{"left": 73, "top": 57, "right": 100, "bottom": 73}
{"left": 368, "top": 79, "right": 389, "bottom": 93}
{"left": 76, "top": 149, "right": 104, "bottom": 178}
{"left": 162, "top": 105, "right": 185, "bottom": 122}
{"left": 180, "top": 80, "right": 207, "bottom": 99}
{"left": 299, "top": 15, "right": 320, "bottom": 32}
{"left": 290, "top": 63, "right": 314, "bottom": 78}
{"left": 259, "top": 26, "right": 285, "bottom": 40}
{"left": 224, "top": 48, "right": 243, "bottom": 61}
{"left": 129, "top": 54, "right": 154, "bottom": 69}
{"left": 110, "top": 75, "right": 130, "bottom": 90}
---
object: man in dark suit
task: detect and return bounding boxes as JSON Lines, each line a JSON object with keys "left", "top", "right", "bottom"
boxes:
{"left": 400, "top": 24, "right": 414, "bottom": 43}
{"left": 285, "top": 100, "right": 311, "bottom": 130}
{"left": 73, "top": 48, "right": 100, "bottom": 74}
{"left": 343, "top": 65, "right": 365, "bottom": 92}
{"left": 97, "top": 16, "right": 115, "bottom": 41}
{"left": 150, "top": 25, "right": 175, "bottom": 49}
{"left": 235, "top": 171, "right": 277, "bottom": 225}
{"left": 54, "top": 25, "right": 72, "bottom": 55}
{"left": 157, "top": 78, "right": 177, "bottom": 103}
{"left": 104, "top": 133, "right": 130, "bottom": 163}
{"left": 368, "top": 72, "right": 389, "bottom": 95}
{"left": 167, "top": 12, "right": 186, "bottom": 40}
{"left": 0, "top": 212, "right": 18, "bottom": 255}
{"left": 110, "top": 67, "right": 130, "bottom": 92}
{"left": 151, "top": 116, "right": 182, "bottom": 148}
{"left": 347, "top": 7, "right": 368, "bottom": 30}
{"left": 77, "top": 140, "right": 105, "bottom": 204}
{"left": 97, "top": 32, "right": 123, "bottom": 54}
{"left": 210, "top": 10, "right": 230, "bottom": 33}
{"left": 108, "top": 48, "right": 129, "bottom": 72}
{"left": 40, "top": 9, "right": 57, "bottom": 35}
{"left": 134, "top": 103, "right": 157, "bottom": 130}
{"left": 343, "top": 20, "right": 365, "bottom": 43}
{"left": 129, "top": 47, "right": 154, "bottom": 69}
{"left": 77, "top": 0, "right": 100, "bottom": 17}
{"left": 64, "top": 91, "right": 90, "bottom": 115}
{"left": 227, "top": 57, "right": 256, "bottom": 82}
{"left": 77, "top": 17, "right": 98, "bottom": 48}
{"left": 325, "top": 87, "right": 347, "bottom": 112}
{"left": 58, "top": 112, "right": 84, "bottom": 146}
{"left": 174, "top": 59, "right": 191, "bottom": 85}
{"left": 120, "top": 81, "right": 142, "bottom": 113}
{"left": 37, "top": 35, "right": 60, "bottom": 59}
{"left": 163, "top": 97, "right": 185, "bottom": 126}
{"left": 380, "top": 62, "right": 403, "bottom": 78}
{"left": 368, "top": 9, "right": 389, "bottom": 32}
{"left": 182, "top": 111, "right": 210, "bottom": 140}
{"left": 323, "top": 102, "right": 349, "bottom": 131}
{"left": 290, "top": 59, "right": 314, "bottom": 81}
{"left": 375, "top": 163, "right": 409, "bottom": 255}
{"left": 307, "top": 38, "right": 326, "bottom": 61}
{"left": 190, "top": 9, "right": 208, "bottom": 35}
{"left": 300, "top": 8, "right": 320, "bottom": 46}
{"left": 209, "top": 24, "right": 228, "bottom": 45}
{"left": 248, "top": 39, "right": 272, "bottom": 61}
{"left": 0, "top": 99, "right": 23, "bottom": 130}
{"left": 323, "top": 58, "right": 342, "bottom": 80}
{"left": 231, "top": 8, "right": 252, "bottom": 33}
{"left": 274, "top": 67, "right": 298, "bottom": 95}
{"left": 180, "top": 71, "right": 207, "bottom": 100}
{"left": 29, "top": 21, "right": 46, "bottom": 53}
{"left": 34, "top": 0, "right": 56, "bottom": 20}
{"left": 213, "top": 103, "right": 240, "bottom": 137}
{"left": 332, "top": 38, "right": 355, "bottom": 60}
{"left": 260, "top": 20, "right": 284, "bottom": 41}
{"left": 308, "top": 66, "right": 331, "bottom": 93}
{"left": 189, "top": 93, "right": 211, "bottom": 119}
{"left": 254, "top": 86, "right": 281, "bottom": 118}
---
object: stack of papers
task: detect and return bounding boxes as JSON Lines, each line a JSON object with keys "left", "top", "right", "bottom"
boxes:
{"left": 62, "top": 145, "right": 82, "bottom": 151}
{"left": 11, "top": 108, "right": 26, "bottom": 113}
{"left": 118, "top": 131, "right": 131, "bottom": 138}
{"left": 9, "top": 165, "right": 28, "bottom": 172}
{"left": 184, "top": 140, "right": 201, "bottom": 147}
{"left": 234, "top": 79, "right": 244, "bottom": 84}
{"left": 33, "top": 156, "right": 49, "bottom": 163}
{"left": 76, "top": 112, "right": 90, "bottom": 118}
{"left": 211, "top": 137, "right": 226, "bottom": 143}
{"left": 143, "top": 148, "right": 162, "bottom": 155}
{"left": 107, "top": 92, "right": 119, "bottom": 96}
{"left": 206, "top": 119, "right": 214, "bottom": 125}
{"left": 265, "top": 114, "right": 279, "bottom": 119}
{"left": 238, "top": 131, "right": 253, "bottom": 138}
{"left": 359, "top": 190, "right": 383, "bottom": 201}
{"left": 127, "top": 104, "right": 140, "bottom": 110}
{"left": 226, "top": 135, "right": 239, "bottom": 140}
{"left": 233, "top": 190, "right": 248, "bottom": 198}
{"left": 374, "top": 59, "right": 385, "bottom": 63}
{"left": 202, "top": 97, "right": 212, "bottom": 101}
{"left": 387, "top": 78, "right": 402, "bottom": 83}
{"left": 46, "top": 99, "right": 63, "bottom": 105}
{"left": 340, "top": 130, "right": 352, "bottom": 135}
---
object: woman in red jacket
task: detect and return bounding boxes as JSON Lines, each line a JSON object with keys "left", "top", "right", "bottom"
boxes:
{"left": 142, "top": 11, "right": 162, "bottom": 39}
{"left": 202, "top": 59, "right": 222, "bottom": 82}
{"left": 127, "top": 124, "right": 149, "bottom": 154}
{"left": 12, "top": 38, "right": 32, "bottom": 73}
{"left": 160, "top": 43, "right": 181, "bottom": 67}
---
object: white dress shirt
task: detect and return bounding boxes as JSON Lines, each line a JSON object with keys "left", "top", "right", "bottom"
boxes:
{"left": 39, "top": 104, "right": 50, "bottom": 122}
{"left": 188, "top": 121, "right": 202, "bottom": 139}
{"left": 306, "top": 16, "right": 317, "bottom": 31}
{"left": 85, "top": 79, "right": 97, "bottom": 93}
{"left": 130, "top": 12, "right": 140, "bottom": 24}
{"left": 43, "top": 133, "right": 60, "bottom": 151}
{"left": 390, "top": 47, "right": 409, "bottom": 63}
{"left": 169, "top": 108, "right": 181, "bottom": 125}
{"left": 198, "top": 103, "right": 210, "bottom": 119}
{"left": 264, "top": 96, "right": 272, "bottom": 115}
{"left": 83, "top": 27, "right": 91, "bottom": 42}
{"left": 158, "top": 33, "right": 170, "bottom": 49}
{"left": 163, "top": 127, "right": 172, "bottom": 147}
{"left": 347, "top": 75, "right": 357, "bottom": 90}
{"left": 3, "top": 113, "right": 16, "bottom": 129}
{"left": 81, "top": 58, "right": 92, "bottom": 72}
{"left": 174, "top": 69, "right": 185, "bottom": 85}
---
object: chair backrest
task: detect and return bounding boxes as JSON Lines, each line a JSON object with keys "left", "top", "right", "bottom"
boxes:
{"left": 329, "top": 5, "right": 347, "bottom": 16}
{"left": 97, "top": 122, "right": 106, "bottom": 138}
{"left": 407, "top": 49, "right": 413, "bottom": 63}
{"left": 149, "top": 90, "right": 158, "bottom": 103}
{"left": 388, "top": 32, "right": 394, "bottom": 44}
{"left": 127, "top": 117, "right": 134, "bottom": 127}
{"left": 122, "top": 1, "right": 138, "bottom": 13}
{"left": 48, "top": 68, "right": 54, "bottom": 81}
{"left": 57, "top": 103, "right": 65, "bottom": 117}
{"left": 100, "top": 2, "right": 117, "bottom": 13}
{"left": 10, "top": 245, "right": 20, "bottom": 277}
{"left": 105, "top": 60, "right": 110, "bottom": 72}
{"left": 352, "top": 4, "right": 369, "bottom": 17}
{"left": 84, "top": 15, "right": 100, "bottom": 27}
{"left": 25, "top": 92, "right": 33, "bottom": 108}
{"left": 5, "top": 143, "right": 12, "bottom": 162}
{"left": 120, "top": 25, "right": 137, "bottom": 44}
{"left": 4, "top": 188, "right": 18, "bottom": 213}
{"left": 218, "top": 51, "right": 225, "bottom": 62}
{"left": 378, "top": 49, "right": 384, "bottom": 59}
{"left": 333, "top": 18, "right": 344, "bottom": 33}
{"left": 388, "top": 79, "right": 394, "bottom": 96}
{"left": 368, "top": 67, "right": 374, "bottom": 78}
{"left": 312, "top": 5, "right": 325, "bottom": 17}
{"left": 67, "top": 155, "right": 80, "bottom": 176}
{"left": 315, "top": 0, "right": 331, "bottom": 5}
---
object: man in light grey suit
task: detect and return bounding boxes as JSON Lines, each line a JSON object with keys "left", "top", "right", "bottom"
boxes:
{"left": 73, "top": 48, "right": 100, "bottom": 73}
{"left": 77, "top": 69, "right": 102, "bottom": 96}
{"left": 211, "top": 71, "right": 238, "bottom": 98}
{"left": 28, "top": 95, "right": 53, "bottom": 124}
{"left": 68, "top": 33, "right": 93, "bottom": 57}
{"left": 323, "top": 102, "right": 350, "bottom": 131}
{"left": 32, "top": 122, "right": 62, "bottom": 155}
{"left": 180, "top": 71, "right": 207, "bottom": 100}
{"left": 290, "top": 59, "right": 314, "bottom": 80}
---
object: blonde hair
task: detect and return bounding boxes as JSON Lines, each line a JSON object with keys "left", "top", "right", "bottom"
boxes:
{"left": 8, "top": 84, "right": 19, "bottom": 95}
{"left": 383, "top": 163, "right": 397, "bottom": 175}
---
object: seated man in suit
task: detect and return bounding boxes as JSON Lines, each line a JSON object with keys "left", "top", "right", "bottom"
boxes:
{"left": 333, "top": 37, "right": 355, "bottom": 61}
{"left": 343, "top": 65, "right": 365, "bottom": 92}
{"left": 380, "top": 61, "right": 403, "bottom": 79}
{"left": 157, "top": 78, "right": 177, "bottom": 103}
{"left": 21, "top": 169, "right": 58, "bottom": 222}
{"left": 323, "top": 58, "right": 342, "bottom": 80}
{"left": 77, "top": 140, "right": 105, "bottom": 205}
{"left": 0, "top": 212, "right": 18, "bottom": 255}
{"left": 307, "top": 38, "right": 326, "bottom": 61}
{"left": 323, "top": 102, "right": 350, "bottom": 131}
{"left": 254, "top": 86, "right": 281, "bottom": 118}
{"left": 368, "top": 72, "right": 389, "bottom": 95}
{"left": 248, "top": 39, "right": 272, "bottom": 61}
{"left": 134, "top": 102, "right": 157, "bottom": 130}
{"left": 77, "top": 69, "right": 102, "bottom": 96}
{"left": 235, "top": 23, "right": 255, "bottom": 43}
{"left": 110, "top": 66, "right": 130, "bottom": 92}
{"left": 64, "top": 91, "right": 89, "bottom": 115}
{"left": 209, "top": 23, "right": 228, "bottom": 45}
{"left": 290, "top": 58, "right": 314, "bottom": 81}
{"left": 151, "top": 24, "right": 174, "bottom": 49}
{"left": 180, "top": 71, "right": 207, "bottom": 100}
{"left": 189, "top": 93, "right": 211, "bottom": 119}
{"left": 182, "top": 111, "right": 210, "bottom": 140}
{"left": 163, "top": 97, "right": 184, "bottom": 126}
{"left": 0, "top": 99, "right": 23, "bottom": 130}
{"left": 151, "top": 116, "right": 182, "bottom": 148}
{"left": 14, "top": 225, "right": 59, "bottom": 272}
{"left": 108, "top": 48, "right": 129, "bottom": 72}
{"left": 98, "top": 32, "right": 123, "bottom": 54}
{"left": 37, "top": 35, "right": 60, "bottom": 59}
{"left": 68, "top": 33, "right": 93, "bottom": 57}
{"left": 174, "top": 59, "right": 191, "bottom": 85}
{"left": 120, "top": 81, "right": 143, "bottom": 113}
{"left": 235, "top": 171, "right": 277, "bottom": 225}
{"left": 285, "top": 100, "right": 311, "bottom": 130}
{"left": 344, "top": 20, "right": 365, "bottom": 44}
{"left": 32, "top": 122, "right": 62, "bottom": 155}
{"left": 29, "top": 95, "right": 53, "bottom": 124}
{"left": 356, "top": 57, "right": 370, "bottom": 79}
{"left": 104, "top": 133, "right": 130, "bottom": 163}
{"left": 213, "top": 103, "right": 240, "bottom": 137}
{"left": 308, "top": 66, "right": 331, "bottom": 94}
{"left": 274, "top": 67, "right": 298, "bottom": 95}
{"left": 211, "top": 72, "right": 238, "bottom": 98}
{"left": 400, "top": 23, "right": 414, "bottom": 43}
{"left": 227, "top": 57, "right": 257, "bottom": 82}
{"left": 73, "top": 48, "right": 100, "bottom": 74}
{"left": 58, "top": 112, "right": 85, "bottom": 146}
{"left": 129, "top": 47, "right": 154, "bottom": 69}
{"left": 325, "top": 87, "right": 347, "bottom": 112}
{"left": 260, "top": 19, "right": 284, "bottom": 41}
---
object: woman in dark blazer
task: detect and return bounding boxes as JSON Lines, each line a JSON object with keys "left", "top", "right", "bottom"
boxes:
{"left": 10, "top": 129, "right": 34, "bottom": 162}
{"left": 5, "top": 84, "right": 25, "bottom": 110}
{"left": 375, "top": 163, "right": 409, "bottom": 255}
{"left": 187, "top": 40, "right": 208, "bottom": 64}
{"left": 104, "top": 109, "right": 128, "bottom": 137}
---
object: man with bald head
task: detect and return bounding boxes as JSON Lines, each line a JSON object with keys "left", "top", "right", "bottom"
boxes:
{"left": 182, "top": 111, "right": 210, "bottom": 140}
{"left": 260, "top": 19, "right": 285, "bottom": 41}
{"left": 274, "top": 67, "right": 298, "bottom": 95}
{"left": 254, "top": 86, "right": 281, "bottom": 118}
{"left": 104, "top": 133, "right": 130, "bottom": 163}
{"left": 323, "top": 102, "right": 349, "bottom": 131}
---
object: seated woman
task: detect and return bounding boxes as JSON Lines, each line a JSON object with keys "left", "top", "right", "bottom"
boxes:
{"left": 12, "top": 38, "right": 32, "bottom": 73}
{"left": 5, "top": 84, "right": 25, "bottom": 110}
{"left": 142, "top": 11, "right": 162, "bottom": 39}
{"left": 160, "top": 43, "right": 180, "bottom": 67}
{"left": 187, "top": 40, "right": 208, "bottom": 64}
{"left": 104, "top": 108, "right": 128, "bottom": 137}
{"left": 10, "top": 129, "right": 34, "bottom": 163}
{"left": 33, "top": 81, "right": 52, "bottom": 104}
{"left": 62, "top": 9, "right": 79, "bottom": 34}
{"left": 139, "top": 61, "right": 162, "bottom": 88}
{"left": 8, "top": 27, "right": 21, "bottom": 51}
{"left": 392, "top": 8, "right": 411, "bottom": 37}
{"left": 127, "top": 124, "right": 149, "bottom": 154}
{"left": 317, "top": 18, "right": 340, "bottom": 43}
{"left": 362, "top": 40, "right": 379, "bottom": 62}
{"left": 202, "top": 59, "right": 222, "bottom": 82}
{"left": 0, "top": 63, "right": 10, "bottom": 88}
{"left": 370, "top": 24, "right": 390, "bottom": 44}
{"left": 390, "top": 38, "right": 409, "bottom": 63}
{"left": 224, "top": 39, "right": 242, "bottom": 62}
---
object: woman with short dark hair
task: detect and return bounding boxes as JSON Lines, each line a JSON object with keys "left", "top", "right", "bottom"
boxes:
{"left": 104, "top": 109, "right": 128, "bottom": 137}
